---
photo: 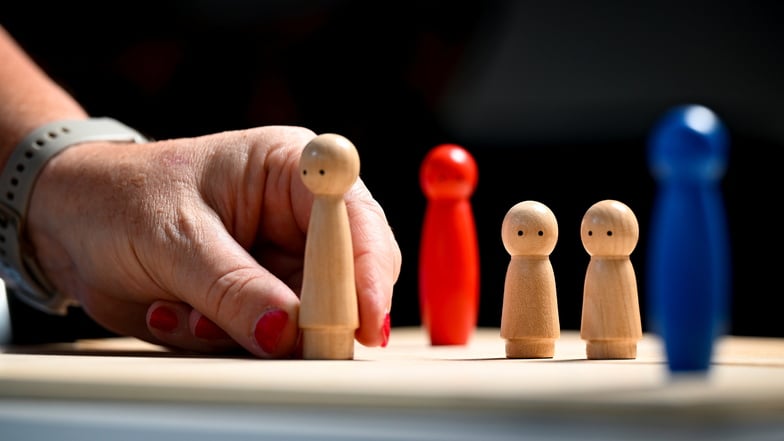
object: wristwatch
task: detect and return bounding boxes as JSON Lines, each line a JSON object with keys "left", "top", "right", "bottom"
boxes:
{"left": 0, "top": 118, "right": 148, "bottom": 315}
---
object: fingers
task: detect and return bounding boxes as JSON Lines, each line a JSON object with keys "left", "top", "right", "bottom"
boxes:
{"left": 346, "top": 179, "right": 402, "bottom": 347}
{"left": 146, "top": 300, "right": 242, "bottom": 354}
{"left": 82, "top": 294, "right": 243, "bottom": 354}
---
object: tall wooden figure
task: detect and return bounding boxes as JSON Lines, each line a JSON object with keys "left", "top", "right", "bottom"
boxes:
{"left": 299, "top": 133, "right": 360, "bottom": 360}
{"left": 500, "top": 201, "right": 560, "bottom": 358}
{"left": 647, "top": 104, "right": 731, "bottom": 374}
{"left": 419, "top": 144, "right": 479, "bottom": 345}
{"left": 580, "top": 200, "right": 642, "bottom": 359}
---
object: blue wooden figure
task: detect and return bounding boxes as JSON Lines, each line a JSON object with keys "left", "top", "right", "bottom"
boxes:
{"left": 647, "top": 104, "right": 731, "bottom": 374}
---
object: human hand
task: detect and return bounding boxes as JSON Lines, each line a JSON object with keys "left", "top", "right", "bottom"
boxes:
{"left": 25, "top": 125, "right": 401, "bottom": 358}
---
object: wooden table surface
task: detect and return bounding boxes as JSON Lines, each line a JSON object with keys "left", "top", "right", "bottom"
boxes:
{"left": 1, "top": 327, "right": 783, "bottom": 440}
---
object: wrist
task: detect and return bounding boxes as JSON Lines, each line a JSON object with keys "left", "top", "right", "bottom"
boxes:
{"left": 0, "top": 117, "right": 148, "bottom": 315}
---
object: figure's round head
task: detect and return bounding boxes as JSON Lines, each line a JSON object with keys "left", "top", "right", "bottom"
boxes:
{"left": 300, "top": 133, "right": 360, "bottom": 195}
{"left": 647, "top": 104, "right": 729, "bottom": 181}
{"left": 580, "top": 200, "right": 639, "bottom": 256}
{"left": 501, "top": 200, "right": 558, "bottom": 256}
{"left": 420, "top": 144, "right": 478, "bottom": 199}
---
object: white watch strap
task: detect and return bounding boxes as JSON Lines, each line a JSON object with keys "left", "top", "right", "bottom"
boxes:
{"left": 0, "top": 118, "right": 148, "bottom": 315}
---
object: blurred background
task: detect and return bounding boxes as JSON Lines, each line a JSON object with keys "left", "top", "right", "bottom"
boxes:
{"left": 1, "top": 0, "right": 782, "bottom": 342}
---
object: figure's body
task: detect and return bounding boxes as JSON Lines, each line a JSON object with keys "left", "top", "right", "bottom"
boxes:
{"left": 647, "top": 104, "right": 731, "bottom": 373}
{"left": 500, "top": 201, "right": 560, "bottom": 358}
{"left": 298, "top": 133, "right": 360, "bottom": 360}
{"left": 419, "top": 144, "right": 479, "bottom": 345}
{"left": 580, "top": 200, "right": 642, "bottom": 360}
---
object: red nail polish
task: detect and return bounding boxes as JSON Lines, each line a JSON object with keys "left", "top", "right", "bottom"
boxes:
{"left": 381, "top": 312, "right": 391, "bottom": 348}
{"left": 254, "top": 309, "right": 289, "bottom": 354}
{"left": 194, "top": 316, "right": 228, "bottom": 340}
{"left": 149, "top": 306, "right": 178, "bottom": 332}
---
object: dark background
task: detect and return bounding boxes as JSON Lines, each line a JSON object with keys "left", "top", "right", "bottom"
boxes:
{"left": 2, "top": 0, "right": 782, "bottom": 342}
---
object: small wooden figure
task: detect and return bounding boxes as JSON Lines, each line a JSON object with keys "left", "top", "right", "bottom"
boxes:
{"left": 419, "top": 144, "right": 480, "bottom": 346}
{"left": 298, "top": 133, "right": 360, "bottom": 360}
{"left": 580, "top": 200, "right": 642, "bottom": 359}
{"left": 500, "top": 201, "right": 560, "bottom": 358}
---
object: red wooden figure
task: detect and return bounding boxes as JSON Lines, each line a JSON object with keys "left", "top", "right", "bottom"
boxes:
{"left": 419, "top": 144, "right": 480, "bottom": 345}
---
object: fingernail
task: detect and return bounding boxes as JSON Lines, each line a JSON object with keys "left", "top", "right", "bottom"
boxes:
{"left": 149, "top": 306, "right": 178, "bottom": 332}
{"left": 254, "top": 309, "right": 289, "bottom": 354}
{"left": 194, "top": 315, "right": 229, "bottom": 340}
{"left": 381, "top": 312, "right": 391, "bottom": 348}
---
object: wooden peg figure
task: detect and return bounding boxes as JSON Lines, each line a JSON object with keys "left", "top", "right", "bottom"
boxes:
{"left": 419, "top": 144, "right": 479, "bottom": 345}
{"left": 500, "top": 201, "right": 560, "bottom": 358}
{"left": 580, "top": 200, "right": 642, "bottom": 359}
{"left": 647, "top": 104, "right": 731, "bottom": 374}
{"left": 298, "top": 133, "right": 360, "bottom": 360}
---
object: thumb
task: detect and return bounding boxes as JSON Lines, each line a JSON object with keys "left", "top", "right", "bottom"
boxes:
{"left": 149, "top": 210, "right": 301, "bottom": 358}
